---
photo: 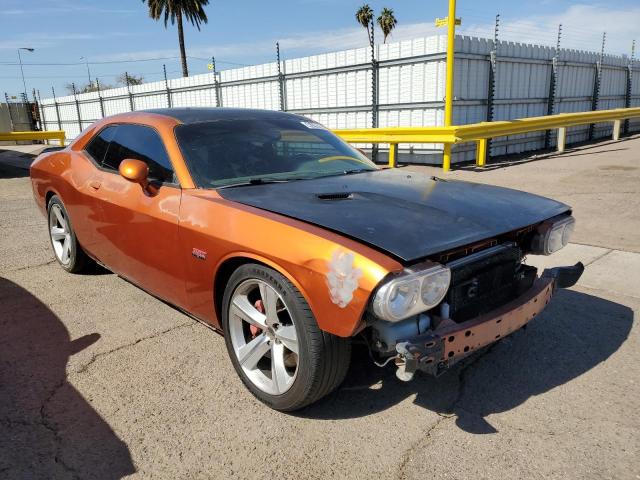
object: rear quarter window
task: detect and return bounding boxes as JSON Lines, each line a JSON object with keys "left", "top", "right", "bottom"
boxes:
{"left": 84, "top": 126, "right": 117, "bottom": 164}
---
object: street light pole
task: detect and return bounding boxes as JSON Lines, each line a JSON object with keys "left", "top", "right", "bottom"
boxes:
{"left": 80, "top": 56, "right": 92, "bottom": 85}
{"left": 17, "top": 47, "right": 34, "bottom": 99}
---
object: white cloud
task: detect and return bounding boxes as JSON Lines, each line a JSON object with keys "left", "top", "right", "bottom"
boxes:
{"left": 0, "top": 5, "right": 136, "bottom": 16}
{"left": 459, "top": 4, "right": 639, "bottom": 55}
{"left": 97, "top": 21, "right": 441, "bottom": 64}
{"left": 101, "top": 3, "right": 638, "bottom": 67}
{"left": 0, "top": 32, "right": 143, "bottom": 50}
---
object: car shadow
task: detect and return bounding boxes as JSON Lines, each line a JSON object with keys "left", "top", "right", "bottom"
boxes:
{"left": 297, "top": 289, "right": 633, "bottom": 433}
{"left": 0, "top": 148, "right": 36, "bottom": 179}
{"left": 0, "top": 277, "right": 135, "bottom": 478}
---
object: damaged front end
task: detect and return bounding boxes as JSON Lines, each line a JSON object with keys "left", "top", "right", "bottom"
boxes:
{"left": 365, "top": 214, "right": 584, "bottom": 381}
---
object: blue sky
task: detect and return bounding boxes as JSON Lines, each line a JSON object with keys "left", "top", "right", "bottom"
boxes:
{"left": 1, "top": 0, "right": 638, "bottom": 96}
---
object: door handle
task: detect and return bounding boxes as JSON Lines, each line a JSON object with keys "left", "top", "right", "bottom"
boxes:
{"left": 89, "top": 180, "right": 101, "bottom": 190}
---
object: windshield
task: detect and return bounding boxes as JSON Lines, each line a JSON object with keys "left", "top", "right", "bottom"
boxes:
{"left": 174, "top": 116, "right": 377, "bottom": 188}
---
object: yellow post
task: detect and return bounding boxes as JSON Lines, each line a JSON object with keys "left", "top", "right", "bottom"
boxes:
{"left": 388, "top": 143, "right": 397, "bottom": 167}
{"left": 476, "top": 138, "right": 487, "bottom": 167}
{"left": 557, "top": 127, "right": 566, "bottom": 152}
{"left": 442, "top": 0, "right": 457, "bottom": 172}
{"left": 612, "top": 119, "right": 621, "bottom": 141}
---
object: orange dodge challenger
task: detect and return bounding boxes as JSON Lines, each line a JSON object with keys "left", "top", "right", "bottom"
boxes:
{"left": 30, "top": 108, "right": 583, "bottom": 410}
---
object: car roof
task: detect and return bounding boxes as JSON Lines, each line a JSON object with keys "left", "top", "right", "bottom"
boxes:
{"left": 141, "top": 107, "right": 306, "bottom": 124}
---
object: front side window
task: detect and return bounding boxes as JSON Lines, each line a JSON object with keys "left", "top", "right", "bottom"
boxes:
{"left": 102, "top": 125, "right": 175, "bottom": 183}
{"left": 174, "top": 116, "right": 376, "bottom": 188}
{"left": 84, "top": 125, "right": 117, "bottom": 164}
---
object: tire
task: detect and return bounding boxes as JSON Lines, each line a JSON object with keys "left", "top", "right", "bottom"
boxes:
{"left": 222, "top": 263, "right": 351, "bottom": 411}
{"left": 47, "top": 195, "right": 92, "bottom": 273}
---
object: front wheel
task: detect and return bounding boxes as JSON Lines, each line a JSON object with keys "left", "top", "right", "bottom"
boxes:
{"left": 222, "top": 263, "right": 351, "bottom": 411}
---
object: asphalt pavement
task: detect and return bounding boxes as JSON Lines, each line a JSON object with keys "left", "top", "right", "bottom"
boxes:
{"left": 1, "top": 138, "right": 638, "bottom": 479}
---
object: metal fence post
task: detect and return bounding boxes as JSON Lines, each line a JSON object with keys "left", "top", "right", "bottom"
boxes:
{"left": 588, "top": 32, "right": 606, "bottom": 140}
{"left": 370, "top": 19, "right": 379, "bottom": 163}
{"left": 4, "top": 93, "right": 15, "bottom": 131}
{"left": 71, "top": 83, "right": 83, "bottom": 133}
{"left": 276, "top": 42, "right": 287, "bottom": 111}
{"left": 544, "top": 24, "right": 561, "bottom": 149}
{"left": 96, "top": 78, "right": 105, "bottom": 118}
{"left": 486, "top": 14, "right": 499, "bottom": 124}
{"left": 481, "top": 13, "right": 499, "bottom": 166}
{"left": 125, "top": 72, "right": 135, "bottom": 111}
{"left": 51, "top": 87, "right": 62, "bottom": 131}
{"left": 624, "top": 40, "right": 635, "bottom": 135}
{"left": 211, "top": 57, "right": 222, "bottom": 107}
{"left": 163, "top": 64, "right": 173, "bottom": 108}
{"left": 31, "top": 89, "right": 40, "bottom": 131}
{"left": 588, "top": 64, "right": 600, "bottom": 140}
{"left": 37, "top": 90, "right": 47, "bottom": 132}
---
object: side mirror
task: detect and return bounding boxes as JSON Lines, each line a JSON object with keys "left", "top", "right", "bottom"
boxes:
{"left": 119, "top": 159, "right": 149, "bottom": 189}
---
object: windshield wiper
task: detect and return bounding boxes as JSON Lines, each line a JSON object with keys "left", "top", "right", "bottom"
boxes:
{"left": 217, "top": 169, "right": 375, "bottom": 188}
{"left": 217, "top": 177, "right": 302, "bottom": 189}
{"left": 312, "top": 168, "right": 375, "bottom": 179}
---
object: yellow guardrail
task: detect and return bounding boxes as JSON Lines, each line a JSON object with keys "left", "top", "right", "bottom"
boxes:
{"left": 0, "top": 130, "right": 66, "bottom": 146}
{"left": 334, "top": 107, "right": 640, "bottom": 171}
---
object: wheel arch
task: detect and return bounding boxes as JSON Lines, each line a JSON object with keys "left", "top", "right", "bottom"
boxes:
{"left": 45, "top": 189, "right": 57, "bottom": 208}
{"left": 213, "top": 253, "right": 315, "bottom": 332}
{"left": 44, "top": 186, "right": 65, "bottom": 210}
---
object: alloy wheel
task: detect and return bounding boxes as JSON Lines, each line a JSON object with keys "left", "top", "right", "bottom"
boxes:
{"left": 49, "top": 204, "right": 72, "bottom": 265}
{"left": 228, "top": 279, "right": 299, "bottom": 395}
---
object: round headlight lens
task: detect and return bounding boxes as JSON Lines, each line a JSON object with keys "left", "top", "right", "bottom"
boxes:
{"left": 387, "top": 279, "right": 420, "bottom": 319}
{"left": 421, "top": 268, "right": 452, "bottom": 307}
{"left": 373, "top": 264, "right": 451, "bottom": 321}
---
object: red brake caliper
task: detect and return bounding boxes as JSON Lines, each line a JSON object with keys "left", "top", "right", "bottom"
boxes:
{"left": 250, "top": 299, "right": 264, "bottom": 337}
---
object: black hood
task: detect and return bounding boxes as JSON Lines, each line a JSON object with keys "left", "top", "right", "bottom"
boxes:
{"left": 218, "top": 169, "right": 570, "bottom": 262}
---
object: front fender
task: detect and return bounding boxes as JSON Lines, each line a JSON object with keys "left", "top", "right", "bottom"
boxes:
{"left": 180, "top": 191, "right": 403, "bottom": 337}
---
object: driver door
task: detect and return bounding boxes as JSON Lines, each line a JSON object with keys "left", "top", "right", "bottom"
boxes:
{"left": 89, "top": 124, "right": 186, "bottom": 307}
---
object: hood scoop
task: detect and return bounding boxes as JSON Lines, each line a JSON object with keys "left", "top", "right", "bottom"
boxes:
{"left": 317, "top": 192, "right": 353, "bottom": 200}
{"left": 218, "top": 169, "right": 570, "bottom": 262}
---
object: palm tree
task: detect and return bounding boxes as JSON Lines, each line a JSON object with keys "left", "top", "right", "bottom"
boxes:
{"left": 355, "top": 4, "right": 374, "bottom": 47}
{"left": 377, "top": 8, "right": 397, "bottom": 44}
{"left": 142, "top": 0, "right": 209, "bottom": 77}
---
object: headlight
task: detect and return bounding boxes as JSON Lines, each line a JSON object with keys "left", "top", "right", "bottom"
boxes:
{"left": 373, "top": 264, "right": 451, "bottom": 322}
{"left": 530, "top": 215, "right": 575, "bottom": 255}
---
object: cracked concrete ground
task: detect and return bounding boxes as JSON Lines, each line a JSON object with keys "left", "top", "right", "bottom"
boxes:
{"left": 1, "top": 138, "right": 639, "bottom": 479}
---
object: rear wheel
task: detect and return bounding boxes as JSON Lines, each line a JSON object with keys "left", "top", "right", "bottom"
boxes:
{"left": 222, "top": 263, "right": 351, "bottom": 411}
{"left": 47, "top": 195, "right": 91, "bottom": 273}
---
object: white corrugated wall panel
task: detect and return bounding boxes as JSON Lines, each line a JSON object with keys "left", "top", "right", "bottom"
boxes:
{"left": 102, "top": 98, "right": 131, "bottom": 116}
{"left": 78, "top": 101, "right": 101, "bottom": 122}
{"left": 37, "top": 33, "right": 634, "bottom": 157}
{"left": 600, "top": 67, "right": 627, "bottom": 97}
{"left": 133, "top": 93, "right": 170, "bottom": 110}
